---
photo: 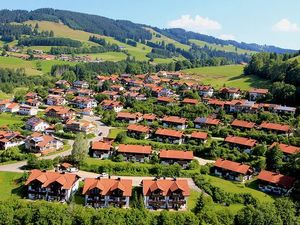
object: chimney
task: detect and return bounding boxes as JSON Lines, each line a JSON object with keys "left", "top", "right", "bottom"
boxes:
{"left": 117, "top": 177, "right": 121, "bottom": 181}
{"left": 173, "top": 177, "right": 177, "bottom": 181}
{"left": 108, "top": 175, "right": 111, "bottom": 179}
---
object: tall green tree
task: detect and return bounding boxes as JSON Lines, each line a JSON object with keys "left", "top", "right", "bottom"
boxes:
{"left": 71, "top": 133, "right": 89, "bottom": 164}
{"left": 265, "top": 144, "right": 283, "bottom": 171}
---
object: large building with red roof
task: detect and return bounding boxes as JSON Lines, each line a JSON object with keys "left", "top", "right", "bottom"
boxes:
{"left": 257, "top": 170, "right": 296, "bottom": 195}
{"left": 142, "top": 178, "right": 190, "bottom": 210}
{"left": 117, "top": 144, "right": 152, "bottom": 162}
{"left": 214, "top": 159, "right": 253, "bottom": 183}
{"left": 82, "top": 177, "right": 132, "bottom": 208}
{"left": 231, "top": 119, "right": 255, "bottom": 130}
{"left": 25, "top": 169, "right": 80, "bottom": 202}
{"left": 162, "top": 116, "right": 187, "bottom": 130}
{"left": 155, "top": 128, "right": 184, "bottom": 144}
{"left": 91, "top": 140, "right": 113, "bottom": 159}
{"left": 260, "top": 122, "right": 291, "bottom": 134}
{"left": 225, "top": 135, "right": 257, "bottom": 150}
{"left": 159, "top": 150, "right": 193, "bottom": 168}
{"left": 127, "top": 124, "right": 150, "bottom": 139}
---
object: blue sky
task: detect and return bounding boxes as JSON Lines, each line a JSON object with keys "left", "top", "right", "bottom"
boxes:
{"left": 1, "top": 0, "right": 300, "bottom": 49}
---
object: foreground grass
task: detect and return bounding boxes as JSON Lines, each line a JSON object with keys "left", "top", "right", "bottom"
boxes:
{"left": 108, "top": 128, "right": 126, "bottom": 139}
{"left": 0, "top": 113, "right": 25, "bottom": 126}
{"left": 0, "top": 172, "right": 23, "bottom": 200}
{"left": 0, "top": 56, "right": 41, "bottom": 76}
{"left": 182, "top": 65, "right": 270, "bottom": 90}
{"left": 203, "top": 174, "right": 274, "bottom": 203}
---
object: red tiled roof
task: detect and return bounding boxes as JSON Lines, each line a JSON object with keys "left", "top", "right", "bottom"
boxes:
{"left": 92, "top": 141, "right": 112, "bottom": 151}
{"left": 231, "top": 119, "right": 255, "bottom": 129}
{"left": 25, "top": 169, "right": 80, "bottom": 190}
{"left": 101, "top": 100, "right": 122, "bottom": 107}
{"left": 214, "top": 159, "right": 252, "bottom": 175}
{"left": 142, "top": 179, "right": 190, "bottom": 196}
{"left": 157, "top": 96, "right": 175, "bottom": 103}
{"left": 257, "top": 170, "right": 295, "bottom": 189}
{"left": 191, "top": 131, "right": 208, "bottom": 140}
{"left": 207, "top": 98, "right": 225, "bottom": 107}
{"left": 82, "top": 178, "right": 132, "bottom": 196}
{"left": 127, "top": 124, "right": 150, "bottom": 133}
{"left": 249, "top": 88, "right": 269, "bottom": 94}
{"left": 181, "top": 98, "right": 199, "bottom": 105}
{"left": 159, "top": 150, "right": 193, "bottom": 160}
{"left": 219, "top": 87, "right": 240, "bottom": 93}
{"left": 270, "top": 142, "right": 300, "bottom": 155}
{"left": 194, "top": 117, "right": 220, "bottom": 126}
{"left": 117, "top": 112, "right": 142, "bottom": 120}
{"left": 143, "top": 114, "right": 157, "bottom": 121}
{"left": 260, "top": 122, "right": 291, "bottom": 132}
{"left": 162, "top": 116, "right": 187, "bottom": 124}
{"left": 155, "top": 128, "right": 183, "bottom": 138}
{"left": 225, "top": 135, "right": 257, "bottom": 147}
{"left": 118, "top": 144, "right": 152, "bottom": 155}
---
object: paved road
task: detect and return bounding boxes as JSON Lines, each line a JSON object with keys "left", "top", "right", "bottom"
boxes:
{"left": 82, "top": 115, "right": 111, "bottom": 141}
{"left": 194, "top": 157, "right": 215, "bottom": 165}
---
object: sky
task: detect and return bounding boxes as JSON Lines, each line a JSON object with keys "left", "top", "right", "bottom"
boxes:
{"left": 1, "top": 0, "right": 300, "bottom": 49}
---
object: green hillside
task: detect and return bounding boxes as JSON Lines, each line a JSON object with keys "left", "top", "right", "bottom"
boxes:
{"left": 182, "top": 65, "right": 270, "bottom": 90}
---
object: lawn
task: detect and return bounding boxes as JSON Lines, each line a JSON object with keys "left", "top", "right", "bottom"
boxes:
{"left": 108, "top": 128, "right": 126, "bottom": 139}
{"left": 182, "top": 65, "right": 270, "bottom": 90}
{"left": 0, "top": 113, "right": 25, "bottom": 126}
{"left": 203, "top": 174, "right": 274, "bottom": 203}
{"left": 0, "top": 172, "right": 23, "bottom": 200}
{"left": 187, "top": 189, "right": 201, "bottom": 210}
{"left": 0, "top": 92, "right": 13, "bottom": 100}
{"left": 189, "top": 39, "right": 257, "bottom": 55}
{"left": 77, "top": 51, "right": 127, "bottom": 62}
{"left": 38, "top": 60, "right": 76, "bottom": 74}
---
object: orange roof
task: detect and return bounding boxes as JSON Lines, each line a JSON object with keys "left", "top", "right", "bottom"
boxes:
{"left": 159, "top": 150, "right": 193, "bottom": 160}
{"left": 45, "top": 106, "right": 72, "bottom": 115}
{"left": 25, "top": 169, "right": 80, "bottom": 190}
{"left": 61, "top": 162, "right": 73, "bottom": 168}
{"left": 220, "top": 87, "right": 240, "bottom": 93}
{"left": 157, "top": 96, "right": 175, "bottom": 103}
{"left": 258, "top": 170, "right": 295, "bottom": 189}
{"left": 194, "top": 117, "right": 220, "bottom": 125}
{"left": 127, "top": 124, "right": 150, "bottom": 133}
{"left": 270, "top": 142, "right": 300, "bottom": 155}
{"left": 191, "top": 131, "right": 208, "bottom": 140}
{"left": 92, "top": 141, "right": 112, "bottom": 151}
{"left": 225, "top": 135, "right": 257, "bottom": 147}
{"left": 117, "top": 112, "right": 142, "bottom": 120}
{"left": 82, "top": 178, "right": 132, "bottom": 196}
{"left": 155, "top": 128, "right": 183, "bottom": 138}
{"left": 162, "top": 116, "right": 187, "bottom": 124}
{"left": 249, "top": 88, "right": 268, "bottom": 94}
{"left": 118, "top": 144, "right": 152, "bottom": 155}
{"left": 231, "top": 119, "right": 255, "bottom": 129}
{"left": 6, "top": 103, "right": 19, "bottom": 109}
{"left": 214, "top": 159, "right": 251, "bottom": 174}
{"left": 101, "top": 100, "right": 122, "bottom": 107}
{"left": 181, "top": 98, "right": 199, "bottom": 105}
{"left": 143, "top": 114, "right": 157, "bottom": 121}
{"left": 142, "top": 179, "right": 190, "bottom": 196}
{"left": 260, "top": 122, "right": 291, "bottom": 132}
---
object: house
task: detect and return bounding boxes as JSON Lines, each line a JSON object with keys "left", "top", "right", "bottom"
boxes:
{"left": 206, "top": 98, "right": 225, "bottom": 111}
{"left": 25, "top": 169, "right": 80, "bottom": 202}
{"left": 111, "top": 85, "right": 124, "bottom": 92}
{"left": 79, "top": 108, "right": 94, "bottom": 116}
{"left": 181, "top": 98, "right": 199, "bottom": 105}
{"left": 257, "top": 170, "right": 295, "bottom": 195}
{"left": 117, "top": 144, "right": 152, "bottom": 162}
{"left": 25, "top": 117, "right": 50, "bottom": 132}
{"left": 159, "top": 150, "right": 193, "bottom": 168}
{"left": 45, "top": 106, "right": 75, "bottom": 121}
{"left": 46, "top": 95, "right": 66, "bottom": 106}
{"left": 6, "top": 103, "right": 20, "bottom": 113}
{"left": 73, "top": 80, "right": 89, "bottom": 89}
{"left": 194, "top": 117, "right": 220, "bottom": 129}
{"left": 273, "top": 105, "right": 296, "bottom": 115}
{"left": 259, "top": 122, "right": 291, "bottom": 134}
{"left": 157, "top": 96, "right": 176, "bottom": 105}
{"left": 142, "top": 178, "right": 190, "bottom": 210}
{"left": 214, "top": 159, "right": 253, "bottom": 183}
{"left": 0, "top": 131, "right": 25, "bottom": 150}
{"left": 116, "top": 112, "right": 143, "bottom": 124}
{"left": 76, "top": 89, "right": 94, "bottom": 97}
{"left": 101, "top": 91, "right": 120, "bottom": 100}
{"left": 143, "top": 114, "right": 157, "bottom": 124}
{"left": 219, "top": 87, "right": 241, "bottom": 99}
{"left": 155, "top": 128, "right": 184, "bottom": 144}
{"left": 127, "top": 124, "right": 150, "bottom": 139}
{"left": 157, "top": 71, "right": 182, "bottom": 80}
{"left": 101, "top": 100, "right": 123, "bottom": 112}
{"left": 190, "top": 131, "right": 208, "bottom": 143}
{"left": 48, "top": 88, "right": 65, "bottom": 96}
{"left": 231, "top": 119, "right": 255, "bottom": 130}
{"left": 162, "top": 116, "right": 187, "bottom": 130}
{"left": 55, "top": 80, "right": 71, "bottom": 89}
{"left": 72, "top": 96, "right": 97, "bottom": 109}
{"left": 269, "top": 142, "right": 300, "bottom": 160}
{"left": 249, "top": 88, "right": 268, "bottom": 101}
{"left": 198, "top": 85, "right": 214, "bottom": 97}
{"left": 65, "top": 120, "right": 95, "bottom": 133}
{"left": 18, "top": 105, "right": 38, "bottom": 116}
{"left": 25, "top": 133, "right": 63, "bottom": 155}
{"left": 82, "top": 177, "right": 132, "bottom": 208}
{"left": 0, "top": 99, "right": 11, "bottom": 112}
{"left": 224, "top": 136, "right": 257, "bottom": 151}
{"left": 25, "top": 98, "right": 41, "bottom": 107}
{"left": 91, "top": 140, "right": 113, "bottom": 159}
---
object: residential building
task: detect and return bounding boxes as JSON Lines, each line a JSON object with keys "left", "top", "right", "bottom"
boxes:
{"left": 142, "top": 178, "right": 190, "bottom": 210}
{"left": 162, "top": 116, "right": 187, "bottom": 130}
{"left": 219, "top": 87, "right": 241, "bottom": 99}
{"left": 82, "top": 177, "right": 132, "bottom": 208}
{"left": 72, "top": 96, "right": 97, "bottom": 109}
{"left": 198, "top": 85, "right": 214, "bottom": 97}
{"left": 127, "top": 124, "right": 150, "bottom": 139}
{"left": 224, "top": 136, "right": 257, "bottom": 152}
{"left": 116, "top": 112, "right": 143, "bottom": 124}
{"left": 117, "top": 144, "right": 152, "bottom": 162}
{"left": 45, "top": 106, "right": 75, "bottom": 121}
{"left": 155, "top": 128, "right": 184, "bottom": 144}
{"left": 73, "top": 80, "right": 89, "bottom": 89}
{"left": 249, "top": 88, "right": 268, "bottom": 101}
{"left": 143, "top": 114, "right": 157, "bottom": 124}
{"left": 181, "top": 98, "right": 199, "bottom": 105}
{"left": 18, "top": 105, "right": 38, "bottom": 116}
{"left": 194, "top": 117, "right": 220, "bottom": 129}
{"left": 214, "top": 159, "right": 253, "bottom": 183}
{"left": 6, "top": 103, "right": 20, "bottom": 113}
{"left": 0, "top": 131, "right": 25, "bottom": 150}
{"left": 25, "top": 117, "right": 50, "bottom": 132}
{"left": 101, "top": 100, "right": 123, "bottom": 112}
{"left": 159, "top": 150, "right": 193, "bottom": 168}
{"left": 269, "top": 142, "right": 300, "bottom": 160}
{"left": 231, "top": 119, "right": 255, "bottom": 130}
{"left": 260, "top": 122, "right": 291, "bottom": 134}
{"left": 65, "top": 120, "right": 95, "bottom": 133}
{"left": 157, "top": 96, "right": 176, "bottom": 105}
{"left": 25, "top": 169, "right": 80, "bottom": 202}
{"left": 91, "top": 140, "right": 113, "bottom": 159}
{"left": 46, "top": 95, "right": 66, "bottom": 106}
{"left": 190, "top": 131, "right": 208, "bottom": 143}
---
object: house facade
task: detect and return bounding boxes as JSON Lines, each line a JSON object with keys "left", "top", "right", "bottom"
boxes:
{"left": 159, "top": 150, "right": 193, "bottom": 168}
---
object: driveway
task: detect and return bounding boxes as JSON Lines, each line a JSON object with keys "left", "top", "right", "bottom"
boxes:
{"left": 82, "top": 115, "right": 111, "bottom": 141}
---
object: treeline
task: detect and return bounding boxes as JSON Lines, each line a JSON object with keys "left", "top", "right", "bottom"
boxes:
{"left": 0, "top": 8, "right": 152, "bottom": 42}
{"left": 0, "top": 23, "right": 32, "bottom": 42}
{"left": 244, "top": 52, "right": 300, "bottom": 105}
{"left": 50, "top": 45, "right": 119, "bottom": 55}
{"left": 18, "top": 37, "right": 82, "bottom": 47}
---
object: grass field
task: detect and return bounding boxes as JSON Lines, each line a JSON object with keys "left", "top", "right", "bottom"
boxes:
{"left": 108, "top": 128, "right": 126, "bottom": 139}
{"left": 0, "top": 172, "right": 23, "bottom": 200}
{"left": 0, "top": 113, "right": 25, "bottom": 126}
{"left": 0, "top": 92, "right": 13, "bottom": 100}
{"left": 182, "top": 65, "right": 270, "bottom": 90}
{"left": 189, "top": 39, "right": 257, "bottom": 55}
{"left": 77, "top": 52, "right": 128, "bottom": 61}
{"left": 203, "top": 174, "right": 274, "bottom": 203}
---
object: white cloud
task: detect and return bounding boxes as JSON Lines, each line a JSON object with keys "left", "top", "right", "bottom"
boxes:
{"left": 218, "top": 34, "right": 236, "bottom": 40}
{"left": 272, "top": 19, "right": 299, "bottom": 32}
{"left": 168, "top": 15, "right": 221, "bottom": 34}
